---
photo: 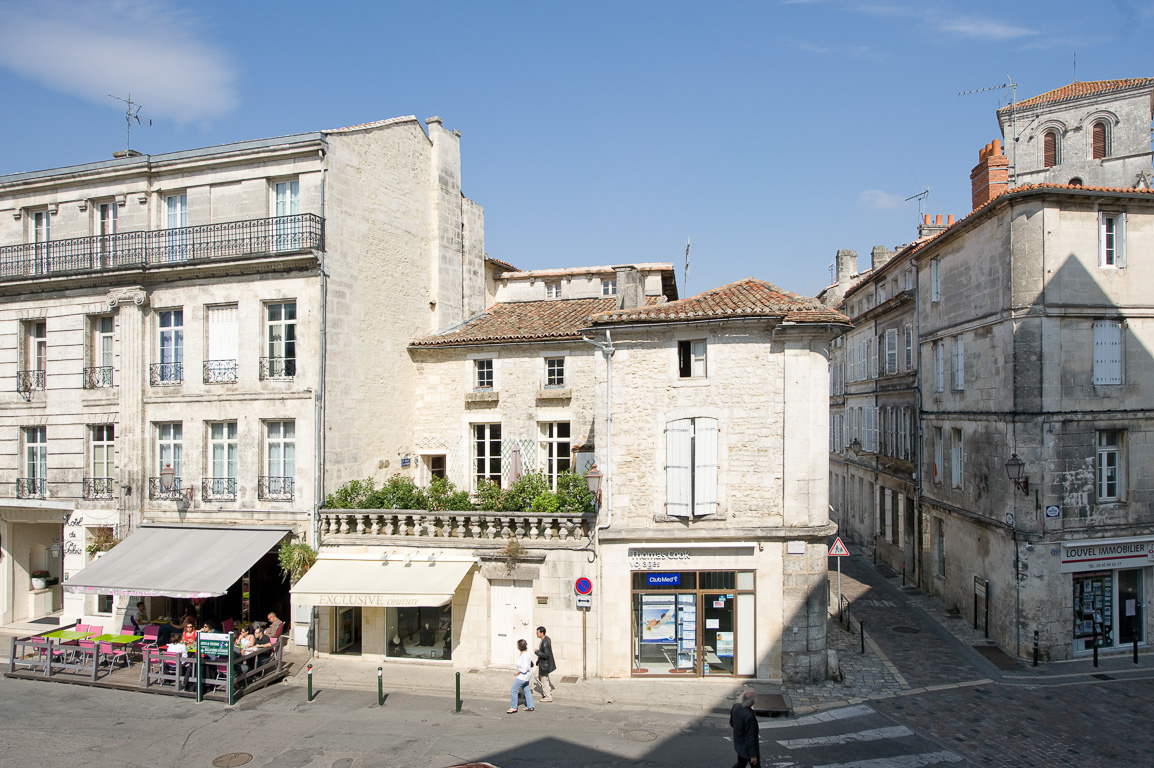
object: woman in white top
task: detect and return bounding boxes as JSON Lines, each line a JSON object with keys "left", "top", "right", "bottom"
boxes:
{"left": 507, "top": 638, "right": 535, "bottom": 713}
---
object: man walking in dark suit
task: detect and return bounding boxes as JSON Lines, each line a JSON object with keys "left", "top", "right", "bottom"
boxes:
{"left": 532, "top": 626, "right": 556, "bottom": 702}
{"left": 729, "top": 690, "right": 760, "bottom": 767}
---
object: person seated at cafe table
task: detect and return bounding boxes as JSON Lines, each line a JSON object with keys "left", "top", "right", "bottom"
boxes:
{"left": 251, "top": 625, "right": 274, "bottom": 666}
{"left": 156, "top": 615, "right": 185, "bottom": 646}
{"left": 181, "top": 620, "right": 198, "bottom": 646}
{"left": 128, "top": 601, "right": 149, "bottom": 630}
{"left": 266, "top": 612, "right": 284, "bottom": 638}
{"left": 236, "top": 626, "right": 256, "bottom": 653}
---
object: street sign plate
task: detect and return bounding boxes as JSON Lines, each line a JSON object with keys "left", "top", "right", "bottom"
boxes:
{"left": 576, "top": 595, "right": 592, "bottom": 608}
{"left": 575, "top": 577, "right": 593, "bottom": 595}
{"left": 828, "top": 537, "right": 850, "bottom": 557}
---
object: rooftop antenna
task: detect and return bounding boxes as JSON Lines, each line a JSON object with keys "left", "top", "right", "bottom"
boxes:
{"left": 108, "top": 94, "right": 151, "bottom": 154}
{"left": 959, "top": 74, "right": 1018, "bottom": 184}
{"left": 905, "top": 187, "right": 931, "bottom": 224}
{"left": 683, "top": 237, "right": 691, "bottom": 297}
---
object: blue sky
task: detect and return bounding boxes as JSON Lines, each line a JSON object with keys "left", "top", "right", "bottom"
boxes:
{"left": 0, "top": 1, "right": 1150, "bottom": 298}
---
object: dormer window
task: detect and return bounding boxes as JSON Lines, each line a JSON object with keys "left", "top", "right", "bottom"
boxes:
{"left": 601, "top": 278, "right": 617, "bottom": 296}
{"left": 545, "top": 282, "right": 561, "bottom": 299}
{"left": 1092, "top": 121, "right": 1110, "bottom": 160}
{"left": 1043, "top": 130, "right": 1060, "bottom": 168}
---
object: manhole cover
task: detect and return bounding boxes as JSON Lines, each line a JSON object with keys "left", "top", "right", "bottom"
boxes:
{"left": 560, "top": 676, "right": 578, "bottom": 684}
{"left": 213, "top": 755, "right": 253, "bottom": 767}
{"left": 623, "top": 730, "right": 658, "bottom": 742}
{"left": 893, "top": 626, "right": 920, "bottom": 634}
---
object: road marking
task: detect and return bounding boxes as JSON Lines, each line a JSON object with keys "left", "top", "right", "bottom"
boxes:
{"left": 761, "top": 704, "right": 875, "bottom": 729}
{"left": 777, "top": 725, "right": 914, "bottom": 749}
{"left": 813, "top": 750, "right": 963, "bottom": 768}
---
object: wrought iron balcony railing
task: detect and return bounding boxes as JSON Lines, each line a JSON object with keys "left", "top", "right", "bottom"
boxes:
{"left": 84, "top": 477, "right": 115, "bottom": 499}
{"left": 16, "top": 370, "right": 45, "bottom": 393}
{"left": 204, "top": 359, "right": 238, "bottom": 384}
{"left": 84, "top": 366, "right": 114, "bottom": 389}
{"left": 149, "top": 476, "right": 191, "bottom": 501}
{"left": 0, "top": 214, "right": 324, "bottom": 281}
{"left": 259, "top": 357, "right": 296, "bottom": 380}
{"left": 17, "top": 477, "right": 46, "bottom": 499}
{"left": 202, "top": 477, "right": 237, "bottom": 502}
{"left": 150, "top": 363, "right": 183, "bottom": 386}
{"left": 258, "top": 476, "right": 295, "bottom": 501}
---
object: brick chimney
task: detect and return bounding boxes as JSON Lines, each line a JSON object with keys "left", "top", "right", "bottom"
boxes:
{"left": 970, "top": 139, "right": 1010, "bottom": 210}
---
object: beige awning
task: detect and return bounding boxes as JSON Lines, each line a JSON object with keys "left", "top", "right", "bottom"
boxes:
{"left": 291, "top": 558, "right": 474, "bottom": 608}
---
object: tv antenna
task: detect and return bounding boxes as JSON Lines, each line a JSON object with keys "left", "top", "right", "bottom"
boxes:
{"left": 905, "top": 187, "right": 931, "bottom": 222}
{"left": 959, "top": 74, "right": 1018, "bottom": 184}
{"left": 109, "top": 94, "right": 152, "bottom": 154}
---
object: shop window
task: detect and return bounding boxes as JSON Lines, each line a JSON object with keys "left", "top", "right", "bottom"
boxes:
{"left": 386, "top": 604, "right": 452, "bottom": 660}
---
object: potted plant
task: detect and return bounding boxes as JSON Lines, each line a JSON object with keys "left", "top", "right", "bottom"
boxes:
{"left": 31, "top": 570, "right": 49, "bottom": 590}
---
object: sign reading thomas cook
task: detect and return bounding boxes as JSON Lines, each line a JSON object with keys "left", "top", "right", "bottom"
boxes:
{"left": 1061, "top": 536, "right": 1154, "bottom": 573}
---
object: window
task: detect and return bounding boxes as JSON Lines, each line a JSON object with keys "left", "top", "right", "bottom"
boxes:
{"left": 264, "top": 301, "right": 297, "bottom": 379}
{"left": 952, "top": 336, "right": 965, "bottom": 390}
{"left": 885, "top": 329, "right": 898, "bottom": 375}
{"left": 19, "top": 321, "right": 47, "bottom": 393}
{"left": 905, "top": 267, "right": 915, "bottom": 291}
{"left": 426, "top": 455, "right": 447, "bottom": 480}
{"left": 665, "top": 417, "right": 718, "bottom": 517}
{"left": 930, "top": 258, "right": 940, "bottom": 302}
{"left": 86, "top": 316, "right": 115, "bottom": 389}
{"left": 864, "top": 406, "right": 877, "bottom": 452}
{"left": 1043, "top": 130, "right": 1059, "bottom": 168}
{"left": 262, "top": 421, "right": 295, "bottom": 501}
{"left": 933, "top": 427, "right": 943, "bottom": 484}
{"left": 545, "top": 282, "right": 561, "bottom": 299}
{"left": 1097, "top": 430, "right": 1123, "bottom": 502}
{"left": 474, "top": 359, "right": 494, "bottom": 389}
{"left": 849, "top": 344, "right": 857, "bottom": 382}
{"left": 473, "top": 424, "right": 502, "bottom": 487}
{"left": 164, "top": 193, "right": 188, "bottom": 261}
{"left": 935, "top": 518, "right": 945, "bottom": 577}
{"left": 97, "top": 201, "right": 117, "bottom": 266}
{"left": 155, "top": 309, "right": 183, "bottom": 385}
{"left": 32, "top": 209, "right": 50, "bottom": 272}
{"left": 20, "top": 427, "right": 47, "bottom": 498}
{"left": 877, "top": 283, "right": 886, "bottom": 303}
{"left": 154, "top": 423, "right": 183, "bottom": 497}
{"left": 273, "top": 180, "right": 300, "bottom": 250}
{"left": 540, "top": 422, "right": 571, "bottom": 489}
{"left": 934, "top": 341, "right": 944, "bottom": 392}
{"left": 678, "top": 340, "right": 707, "bottom": 378}
{"left": 601, "top": 278, "right": 617, "bottom": 296}
{"left": 207, "top": 421, "right": 238, "bottom": 500}
{"left": 205, "top": 305, "right": 239, "bottom": 384}
{"left": 904, "top": 325, "right": 914, "bottom": 370}
{"left": 867, "top": 337, "right": 876, "bottom": 379}
{"left": 545, "top": 357, "right": 565, "bottom": 387}
{"left": 1092, "top": 121, "right": 1109, "bottom": 160}
{"left": 1093, "top": 320, "right": 1123, "bottom": 385}
{"left": 897, "top": 407, "right": 908, "bottom": 461}
{"left": 1099, "top": 213, "right": 1125, "bottom": 268}
{"left": 87, "top": 425, "right": 115, "bottom": 499}
{"left": 951, "top": 428, "right": 963, "bottom": 489}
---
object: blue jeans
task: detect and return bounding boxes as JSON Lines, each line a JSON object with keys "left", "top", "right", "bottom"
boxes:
{"left": 510, "top": 676, "right": 534, "bottom": 709}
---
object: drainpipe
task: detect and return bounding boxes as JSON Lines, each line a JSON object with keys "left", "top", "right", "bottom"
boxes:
{"left": 313, "top": 153, "right": 329, "bottom": 549}
{"left": 581, "top": 329, "right": 614, "bottom": 681}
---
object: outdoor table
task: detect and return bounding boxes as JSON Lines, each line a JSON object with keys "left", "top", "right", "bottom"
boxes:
{"left": 42, "top": 630, "right": 94, "bottom": 641}
{"left": 90, "top": 634, "right": 143, "bottom": 644}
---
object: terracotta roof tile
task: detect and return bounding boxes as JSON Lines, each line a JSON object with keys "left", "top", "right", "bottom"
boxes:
{"left": 999, "top": 79, "right": 1154, "bottom": 114}
{"left": 589, "top": 278, "right": 849, "bottom": 326}
{"left": 485, "top": 256, "right": 520, "bottom": 273}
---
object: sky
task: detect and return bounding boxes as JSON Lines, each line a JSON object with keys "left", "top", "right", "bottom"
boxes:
{"left": 0, "top": 0, "right": 1150, "bottom": 299}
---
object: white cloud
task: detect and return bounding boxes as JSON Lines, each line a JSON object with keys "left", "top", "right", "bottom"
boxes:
{"left": 0, "top": 0, "right": 236, "bottom": 122}
{"left": 935, "top": 15, "right": 1038, "bottom": 42}
{"left": 858, "top": 189, "right": 904, "bottom": 210}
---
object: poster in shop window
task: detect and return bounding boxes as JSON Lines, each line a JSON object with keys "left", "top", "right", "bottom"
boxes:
{"left": 640, "top": 595, "right": 676, "bottom": 643}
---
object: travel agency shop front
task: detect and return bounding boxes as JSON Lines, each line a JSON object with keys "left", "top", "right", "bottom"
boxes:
{"left": 1061, "top": 535, "right": 1151, "bottom": 655}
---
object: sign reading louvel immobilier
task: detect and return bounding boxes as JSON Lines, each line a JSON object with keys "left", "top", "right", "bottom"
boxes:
{"left": 1060, "top": 536, "right": 1154, "bottom": 573}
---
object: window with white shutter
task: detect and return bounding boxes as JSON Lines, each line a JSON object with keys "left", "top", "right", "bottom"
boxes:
{"left": 885, "top": 329, "right": 898, "bottom": 374}
{"left": 1099, "top": 213, "right": 1125, "bottom": 268}
{"left": 934, "top": 342, "right": 944, "bottom": 392}
{"left": 952, "top": 336, "right": 965, "bottom": 390}
{"left": 849, "top": 345, "right": 857, "bottom": 382}
{"left": 206, "top": 305, "right": 238, "bottom": 384}
{"left": 693, "top": 418, "right": 719, "bottom": 516}
{"left": 864, "top": 406, "right": 876, "bottom": 452}
{"left": 1092, "top": 320, "right": 1123, "bottom": 385}
{"left": 904, "top": 325, "right": 914, "bottom": 370}
{"left": 665, "top": 417, "right": 718, "bottom": 517}
{"left": 930, "top": 259, "right": 940, "bottom": 302}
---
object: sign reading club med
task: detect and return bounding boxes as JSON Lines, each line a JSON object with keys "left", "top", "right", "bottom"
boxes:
{"left": 1060, "top": 536, "right": 1154, "bottom": 573}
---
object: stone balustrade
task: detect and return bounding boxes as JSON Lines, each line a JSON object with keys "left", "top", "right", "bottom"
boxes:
{"left": 319, "top": 509, "right": 595, "bottom": 542}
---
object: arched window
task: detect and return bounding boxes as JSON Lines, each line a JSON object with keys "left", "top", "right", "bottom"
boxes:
{"left": 1043, "top": 130, "right": 1059, "bottom": 168}
{"left": 1092, "top": 121, "right": 1109, "bottom": 159}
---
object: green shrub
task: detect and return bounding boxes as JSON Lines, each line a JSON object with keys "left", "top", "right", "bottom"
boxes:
{"left": 556, "top": 470, "right": 596, "bottom": 514}
{"left": 325, "top": 477, "right": 375, "bottom": 509}
{"left": 475, "top": 479, "right": 504, "bottom": 511}
{"left": 426, "top": 477, "right": 474, "bottom": 511}
{"left": 278, "top": 540, "right": 318, "bottom": 585}
{"left": 531, "top": 492, "right": 560, "bottom": 515}
{"left": 503, "top": 471, "right": 550, "bottom": 512}
{"left": 365, "top": 474, "right": 425, "bottom": 510}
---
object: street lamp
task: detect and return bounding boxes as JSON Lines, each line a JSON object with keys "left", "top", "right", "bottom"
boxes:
{"left": 850, "top": 437, "right": 861, "bottom": 453}
{"left": 584, "top": 464, "right": 603, "bottom": 510}
{"left": 1005, "top": 453, "right": 1029, "bottom": 496}
{"left": 160, "top": 463, "right": 176, "bottom": 491}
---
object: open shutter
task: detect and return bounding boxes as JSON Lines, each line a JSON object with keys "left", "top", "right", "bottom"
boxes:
{"left": 864, "top": 407, "right": 876, "bottom": 452}
{"left": 693, "top": 418, "right": 718, "bottom": 517}
{"left": 1093, "top": 321, "right": 1123, "bottom": 385}
{"left": 665, "top": 419, "right": 692, "bottom": 517}
{"left": 885, "top": 329, "right": 897, "bottom": 374}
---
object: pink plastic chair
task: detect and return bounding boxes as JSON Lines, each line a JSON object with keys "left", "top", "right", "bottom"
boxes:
{"left": 100, "top": 641, "right": 131, "bottom": 669}
{"left": 221, "top": 618, "right": 234, "bottom": 633}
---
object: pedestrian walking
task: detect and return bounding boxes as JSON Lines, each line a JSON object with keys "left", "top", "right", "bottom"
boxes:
{"left": 532, "top": 625, "right": 556, "bottom": 702}
{"left": 729, "top": 690, "right": 760, "bottom": 767}
{"left": 507, "top": 639, "right": 535, "bottom": 714}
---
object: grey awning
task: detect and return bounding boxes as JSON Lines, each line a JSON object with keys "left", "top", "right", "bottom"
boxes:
{"left": 63, "top": 524, "right": 292, "bottom": 599}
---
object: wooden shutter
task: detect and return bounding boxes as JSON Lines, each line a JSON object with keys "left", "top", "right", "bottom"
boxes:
{"left": 885, "top": 329, "right": 898, "bottom": 374}
{"left": 864, "top": 407, "right": 876, "bottom": 452}
{"left": 693, "top": 418, "right": 719, "bottom": 516}
{"left": 1043, "top": 131, "right": 1057, "bottom": 167}
{"left": 953, "top": 336, "right": 965, "bottom": 389}
{"left": 665, "top": 419, "right": 692, "bottom": 517}
{"left": 1092, "top": 122, "right": 1107, "bottom": 160}
{"left": 1093, "top": 321, "right": 1123, "bottom": 385}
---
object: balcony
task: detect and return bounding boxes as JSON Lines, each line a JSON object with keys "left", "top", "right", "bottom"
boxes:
{"left": 319, "top": 509, "right": 595, "bottom": 542}
{"left": 84, "top": 477, "right": 115, "bottom": 500}
{"left": 259, "top": 357, "right": 296, "bottom": 380}
{"left": 17, "top": 477, "right": 46, "bottom": 499}
{"left": 149, "top": 476, "right": 191, "bottom": 501}
{"left": 202, "top": 477, "right": 237, "bottom": 502}
{"left": 0, "top": 214, "right": 324, "bottom": 281}
{"left": 84, "top": 366, "right": 114, "bottom": 389}
{"left": 16, "top": 370, "right": 45, "bottom": 393}
{"left": 258, "top": 476, "right": 294, "bottom": 501}
{"left": 150, "top": 363, "right": 183, "bottom": 387}
{"left": 204, "top": 360, "right": 238, "bottom": 384}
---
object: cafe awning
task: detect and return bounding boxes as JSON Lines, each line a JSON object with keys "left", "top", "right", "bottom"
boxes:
{"left": 291, "top": 557, "right": 475, "bottom": 608}
{"left": 63, "top": 524, "right": 292, "bottom": 599}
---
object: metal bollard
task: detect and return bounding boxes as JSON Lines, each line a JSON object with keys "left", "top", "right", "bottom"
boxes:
{"left": 1033, "top": 630, "right": 1039, "bottom": 667}
{"left": 1134, "top": 632, "right": 1139, "bottom": 665}
{"left": 901, "top": 563, "right": 906, "bottom": 587}
{"left": 378, "top": 666, "right": 384, "bottom": 706}
{"left": 860, "top": 621, "right": 865, "bottom": 654}
{"left": 455, "top": 671, "right": 462, "bottom": 713}
{"left": 307, "top": 663, "right": 314, "bottom": 701}
{"left": 1093, "top": 638, "right": 1099, "bottom": 668}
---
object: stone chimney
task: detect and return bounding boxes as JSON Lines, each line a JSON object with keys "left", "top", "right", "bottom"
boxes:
{"left": 917, "top": 213, "right": 955, "bottom": 239}
{"left": 871, "top": 245, "right": 895, "bottom": 270}
{"left": 614, "top": 265, "right": 644, "bottom": 310}
{"left": 971, "top": 139, "right": 1010, "bottom": 210}
{"left": 836, "top": 249, "right": 858, "bottom": 285}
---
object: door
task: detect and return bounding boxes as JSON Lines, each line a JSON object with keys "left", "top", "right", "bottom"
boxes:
{"left": 274, "top": 180, "right": 300, "bottom": 250}
{"left": 1118, "top": 569, "right": 1144, "bottom": 646}
{"left": 489, "top": 578, "right": 533, "bottom": 665}
{"left": 165, "top": 194, "right": 188, "bottom": 261}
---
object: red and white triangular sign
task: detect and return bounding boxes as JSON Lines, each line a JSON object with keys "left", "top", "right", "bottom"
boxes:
{"left": 828, "top": 537, "right": 850, "bottom": 557}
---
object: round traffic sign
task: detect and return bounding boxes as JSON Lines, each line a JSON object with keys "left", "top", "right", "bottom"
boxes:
{"left": 575, "top": 577, "right": 593, "bottom": 595}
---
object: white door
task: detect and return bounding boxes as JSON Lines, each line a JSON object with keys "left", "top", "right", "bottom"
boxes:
{"left": 489, "top": 578, "right": 533, "bottom": 665}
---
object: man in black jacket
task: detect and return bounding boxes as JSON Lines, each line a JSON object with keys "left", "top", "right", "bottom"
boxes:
{"left": 532, "top": 626, "right": 556, "bottom": 702}
{"left": 729, "top": 690, "right": 759, "bottom": 767}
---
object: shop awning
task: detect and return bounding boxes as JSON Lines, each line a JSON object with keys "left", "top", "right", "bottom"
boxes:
{"left": 63, "top": 524, "right": 292, "bottom": 599}
{"left": 291, "top": 558, "right": 475, "bottom": 608}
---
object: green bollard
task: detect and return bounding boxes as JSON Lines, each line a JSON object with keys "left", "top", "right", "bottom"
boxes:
{"left": 307, "top": 663, "right": 314, "bottom": 702}
{"left": 378, "top": 666, "right": 384, "bottom": 706}
{"left": 455, "top": 671, "right": 461, "bottom": 713}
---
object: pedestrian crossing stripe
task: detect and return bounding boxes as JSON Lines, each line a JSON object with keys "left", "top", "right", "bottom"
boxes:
{"left": 828, "top": 537, "right": 850, "bottom": 557}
